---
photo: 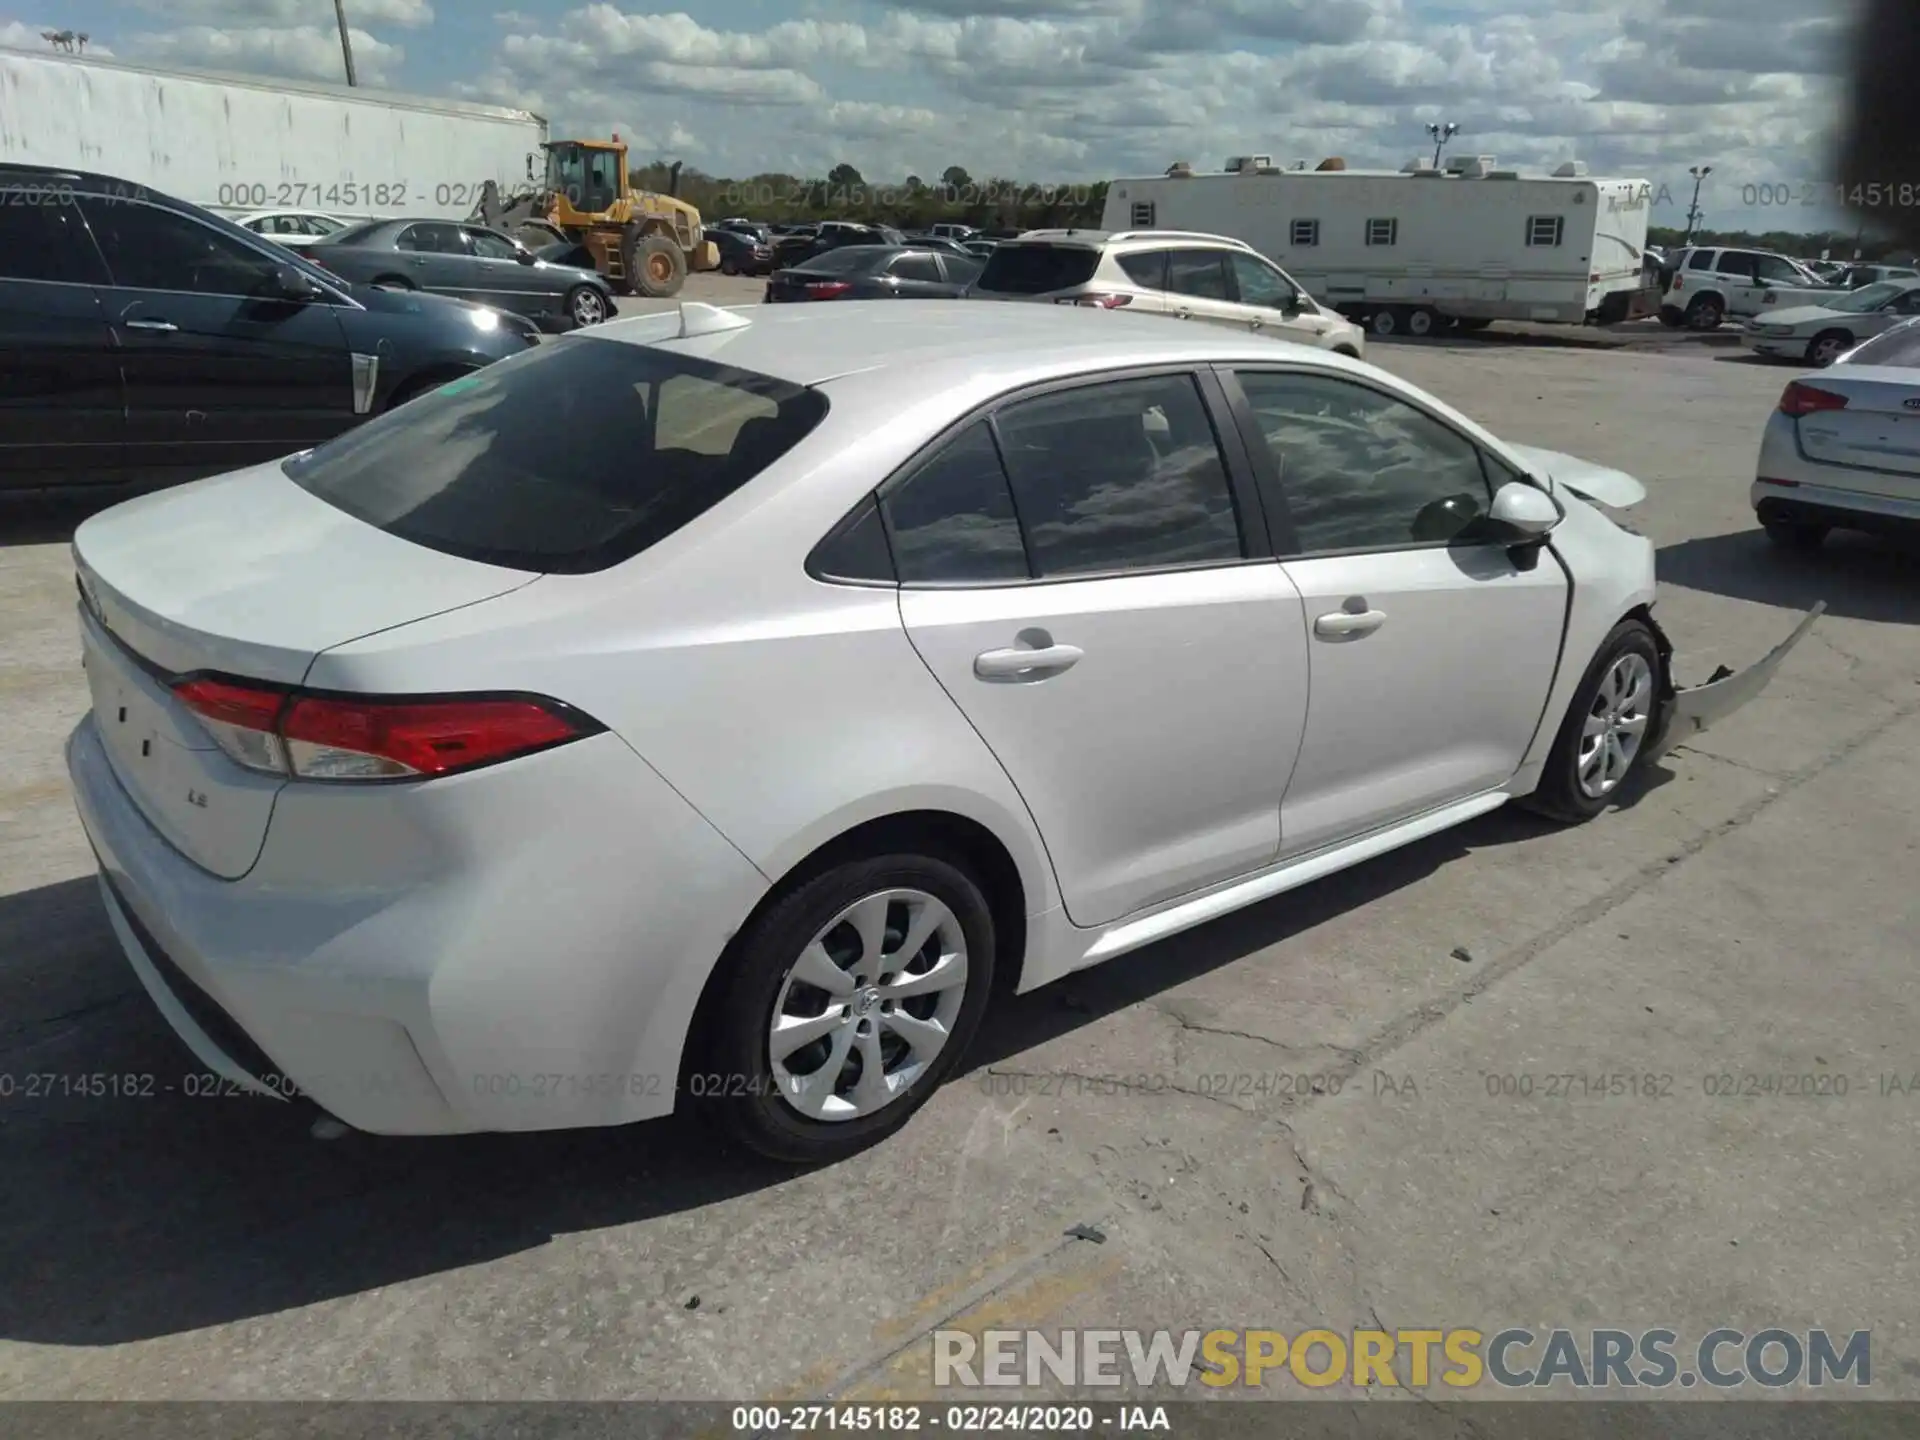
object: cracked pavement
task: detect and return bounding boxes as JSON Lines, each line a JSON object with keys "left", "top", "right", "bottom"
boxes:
{"left": 2, "top": 306, "right": 1918, "bottom": 1406}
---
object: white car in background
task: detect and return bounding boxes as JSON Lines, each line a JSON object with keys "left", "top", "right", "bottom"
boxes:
{"left": 970, "top": 228, "right": 1366, "bottom": 357}
{"left": 66, "top": 302, "right": 1815, "bottom": 1163}
{"left": 237, "top": 208, "right": 350, "bottom": 251}
{"left": 1745, "top": 279, "right": 1920, "bottom": 367}
{"left": 1753, "top": 316, "right": 1920, "bottom": 549}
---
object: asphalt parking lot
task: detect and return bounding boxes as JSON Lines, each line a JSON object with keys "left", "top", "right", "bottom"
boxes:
{"left": 3, "top": 287, "right": 1919, "bottom": 1410}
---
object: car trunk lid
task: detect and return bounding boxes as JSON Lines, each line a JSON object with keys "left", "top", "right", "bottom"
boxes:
{"left": 1792, "top": 367, "right": 1920, "bottom": 491}
{"left": 73, "top": 464, "right": 535, "bottom": 877}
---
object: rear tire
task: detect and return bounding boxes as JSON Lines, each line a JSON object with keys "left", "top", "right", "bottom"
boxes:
{"left": 1806, "top": 329, "right": 1854, "bottom": 368}
{"left": 1763, "top": 517, "right": 1829, "bottom": 551}
{"left": 1405, "top": 307, "right": 1439, "bottom": 337}
{"left": 699, "top": 850, "right": 997, "bottom": 1164}
{"left": 1369, "top": 308, "right": 1404, "bottom": 337}
{"left": 1684, "top": 294, "right": 1725, "bottom": 330}
{"left": 1523, "top": 618, "right": 1663, "bottom": 825}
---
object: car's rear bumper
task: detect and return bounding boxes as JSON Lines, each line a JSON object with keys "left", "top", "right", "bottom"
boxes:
{"left": 1754, "top": 409, "right": 1920, "bottom": 531}
{"left": 67, "top": 715, "right": 769, "bottom": 1135}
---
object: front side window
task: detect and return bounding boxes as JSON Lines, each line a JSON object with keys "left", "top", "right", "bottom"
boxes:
{"left": 993, "top": 374, "right": 1242, "bottom": 577}
{"left": 1234, "top": 371, "right": 1495, "bottom": 553}
{"left": 890, "top": 253, "right": 942, "bottom": 283}
{"left": 1753, "top": 254, "right": 1802, "bottom": 283}
{"left": 398, "top": 222, "right": 463, "bottom": 254}
{"left": 465, "top": 228, "right": 520, "bottom": 260}
{"left": 881, "top": 422, "right": 1028, "bottom": 585}
{"left": 283, "top": 340, "right": 828, "bottom": 574}
{"left": 1229, "top": 253, "right": 1296, "bottom": 308}
{"left": 81, "top": 200, "right": 283, "bottom": 296}
{"left": 1717, "top": 252, "right": 1759, "bottom": 279}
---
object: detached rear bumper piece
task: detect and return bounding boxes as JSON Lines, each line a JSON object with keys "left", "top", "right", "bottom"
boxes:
{"left": 1646, "top": 603, "right": 1826, "bottom": 759}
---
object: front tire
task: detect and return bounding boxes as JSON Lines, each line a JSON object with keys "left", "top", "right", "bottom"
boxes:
{"left": 1685, "top": 294, "right": 1725, "bottom": 331}
{"left": 700, "top": 851, "right": 997, "bottom": 1164}
{"left": 1806, "top": 329, "right": 1854, "bottom": 367}
{"left": 1524, "top": 618, "right": 1662, "bottom": 824}
{"left": 624, "top": 229, "right": 687, "bottom": 298}
{"left": 565, "top": 284, "right": 608, "bottom": 327}
{"left": 1369, "top": 308, "right": 1403, "bottom": 337}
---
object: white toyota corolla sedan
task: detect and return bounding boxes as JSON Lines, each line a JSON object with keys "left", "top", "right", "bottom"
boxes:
{"left": 66, "top": 301, "right": 1820, "bottom": 1162}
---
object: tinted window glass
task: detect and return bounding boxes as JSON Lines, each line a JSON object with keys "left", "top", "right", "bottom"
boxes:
{"left": 1842, "top": 319, "right": 1920, "bottom": 368}
{"left": 1229, "top": 253, "right": 1295, "bottom": 308}
{"left": 1717, "top": 252, "right": 1758, "bottom": 279}
{"left": 1235, "top": 372, "right": 1494, "bottom": 552}
{"left": 975, "top": 243, "right": 1101, "bottom": 294}
{"left": 803, "top": 246, "right": 891, "bottom": 274}
{"left": 994, "top": 375, "right": 1242, "bottom": 577}
{"left": 82, "top": 201, "right": 282, "bottom": 295}
{"left": 283, "top": 340, "right": 829, "bottom": 575}
{"left": 810, "top": 496, "right": 896, "bottom": 584}
{"left": 1753, "top": 254, "right": 1801, "bottom": 282}
{"left": 0, "top": 200, "right": 107, "bottom": 283}
{"left": 891, "top": 253, "right": 943, "bottom": 282}
{"left": 1118, "top": 250, "right": 1169, "bottom": 289}
{"left": 944, "top": 255, "right": 983, "bottom": 284}
{"left": 466, "top": 228, "right": 519, "bottom": 260}
{"left": 1166, "top": 250, "right": 1230, "bottom": 300}
{"left": 312, "top": 219, "right": 386, "bottom": 247}
{"left": 1686, "top": 250, "right": 1714, "bottom": 271}
{"left": 399, "top": 222, "right": 463, "bottom": 254}
{"left": 882, "top": 423, "right": 1029, "bottom": 584}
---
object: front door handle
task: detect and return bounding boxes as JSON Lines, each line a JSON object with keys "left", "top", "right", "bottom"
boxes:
{"left": 124, "top": 318, "right": 179, "bottom": 333}
{"left": 1314, "top": 608, "right": 1387, "bottom": 638}
{"left": 974, "top": 643, "right": 1084, "bottom": 680}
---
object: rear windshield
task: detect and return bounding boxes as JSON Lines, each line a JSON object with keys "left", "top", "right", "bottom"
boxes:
{"left": 283, "top": 339, "right": 829, "bottom": 574}
{"left": 310, "top": 220, "right": 385, "bottom": 247}
{"left": 974, "top": 243, "right": 1101, "bottom": 294}
{"left": 1841, "top": 318, "right": 1920, "bottom": 370}
{"left": 801, "top": 246, "right": 894, "bottom": 274}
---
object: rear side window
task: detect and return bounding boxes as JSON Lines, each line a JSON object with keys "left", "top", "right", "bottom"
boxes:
{"left": 283, "top": 339, "right": 829, "bottom": 574}
{"left": 1686, "top": 250, "right": 1714, "bottom": 271}
{"left": 1843, "top": 319, "right": 1920, "bottom": 369}
{"left": 1118, "top": 250, "right": 1169, "bottom": 289}
{"left": 890, "top": 253, "right": 943, "bottom": 282}
{"left": 993, "top": 375, "right": 1243, "bottom": 576}
{"left": 975, "top": 243, "right": 1100, "bottom": 295}
{"left": 803, "top": 246, "right": 888, "bottom": 274}
{"left": 881, "top": 423, "right": 1028, "bottom": 584}
{"left": 0, "top": 199, "right": 108, "bottom": 284}
{"left": 1166, "top": 250, "right": 1230, "bottom": 300}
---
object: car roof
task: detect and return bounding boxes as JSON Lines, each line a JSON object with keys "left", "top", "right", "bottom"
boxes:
{"left": 999, "top": 228, "right": 1257, "bottom": 254}
{"left": 579, "top": 298, "right": 1359, "bottom": 390}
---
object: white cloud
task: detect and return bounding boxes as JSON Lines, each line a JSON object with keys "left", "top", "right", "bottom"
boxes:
{"left": 122, "top": 24, "right": 404, "bottom": 86}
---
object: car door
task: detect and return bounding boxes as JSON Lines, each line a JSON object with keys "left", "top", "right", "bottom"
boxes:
{"left": 0, "top": 196, "right": 126, "bottom": 488}
{"left": 460, "top": 225, "right": 555, "bottom": 321}
{"left": 890, "top": 370, "right": 1310, "bottom": 928}
{"left": 1753, "top": 252, "right": 1809, "bottom": 304}
{"left": 1111, "top": 250, "right": 1174, "bottom": 314}
{"left": 392, "top": 221, "right": 471, "bottom": 300}
{"left": 1715, "top": 251, "right": 1766, "bottom": 314}
{"left": 1163, "top": 249, "right": 1245, "bottom": 327}
{"left": 79, "top": 196, "right": 357, "bottom": 480}
{"left": 1222, "top": 366, "right": 1568, "bottom": 856}
{"left": 938, "top": 253, "right": 983, "bottom": 292}
{"left": 886, "top": 251, "right": 950, "bottom": 297}
{"left": 1227, "top": 250, "right": 1332, "bottom": 344}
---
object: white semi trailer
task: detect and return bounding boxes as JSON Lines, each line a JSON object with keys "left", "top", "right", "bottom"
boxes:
{"left": 0, "top": 44, "right": 547, "bottom": 223}
{"left": 1102, "top": 154, "right": 1660, "bottom": 336}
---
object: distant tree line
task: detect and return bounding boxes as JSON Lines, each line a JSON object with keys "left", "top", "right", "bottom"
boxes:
{"left": 1648, "top": 224, "right": 1915, "bottom": 263}
{"left": 634, "top": 160, "right": 1108, "bottom": 230}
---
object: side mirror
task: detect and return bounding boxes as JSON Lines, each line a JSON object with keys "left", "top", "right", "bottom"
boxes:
{"left": 1488, "top": 481, "right": 1560, "bottom": 539}
{"left": 515, "top": 247, "right": 536, "bottom": 265}
{"left": 269, "top": 264, "right": 321, "bottom": 301}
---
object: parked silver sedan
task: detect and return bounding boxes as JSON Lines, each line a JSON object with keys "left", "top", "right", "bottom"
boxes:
{"left": 1745, "top": 278, "right": 1920, "bottom": 367}
{"left": 1752, "top": 317, "right": 1920, "bottom": 548}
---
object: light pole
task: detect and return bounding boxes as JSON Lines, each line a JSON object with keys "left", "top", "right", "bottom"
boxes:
{"left": 1426, "top": 121, "right": 1459, "bottom": 169}
{"left": 333, "top": 0, "right": 358, "bottom": 85}
{"left": 1684, "top": 164, "right": 1712, "bottom": 243}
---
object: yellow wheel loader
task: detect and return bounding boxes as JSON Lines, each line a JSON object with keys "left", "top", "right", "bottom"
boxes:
{"left": 477, "top": 139, "right": 718, "bottom": 298}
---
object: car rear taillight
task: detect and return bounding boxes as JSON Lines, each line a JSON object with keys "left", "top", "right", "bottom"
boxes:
{"left": 1672, "top": 275, "right": 1684, "bottom": 291}
{"left": 805, "top": 281, "right": 853, "bottom": 298}
{"left": 171, "top": 677, "right": 601, "bottom": 781}
{"left": 1054, "top": 293, "right": 1132, "bottom": 308}
{"left": 1779, "top": 381, "right": 1849, "bottom": 418}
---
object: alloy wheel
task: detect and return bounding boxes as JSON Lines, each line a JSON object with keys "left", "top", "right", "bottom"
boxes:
{"left": 570, "top": 289, "right": 607, "bottom": 326}
{"left": 1577, "top": 652, "right": 1654, "bottom": 799}
{"left": 768, "top": 888, "right": 970, "bottom": 1122}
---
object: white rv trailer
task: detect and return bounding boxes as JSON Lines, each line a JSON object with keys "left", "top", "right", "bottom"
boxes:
{"left": 1100, "top": 154, "right": 1658, "bottom": 334}
{"left": 0, "top": 44, "right": 547, "bottom": 224}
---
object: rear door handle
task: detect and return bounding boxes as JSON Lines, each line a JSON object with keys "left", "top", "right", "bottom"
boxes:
{"left": 124, "top": 318, "right": 178, "bottom": 333}
{"left": 1314, "top": 609, "right": 1387, "bottom": 638}
{"left": 974, "top": 644, "right": 1084, "bottom": 679}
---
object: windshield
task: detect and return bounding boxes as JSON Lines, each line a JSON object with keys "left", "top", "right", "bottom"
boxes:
{"left": 975, "top": 243, "right": 1101, "bottom": 295}
{"left": 283, "top": 338, "right": 830, "bottom": 574}
{"left": 1829, "top": 281, "right": 1911, "bottom": 312}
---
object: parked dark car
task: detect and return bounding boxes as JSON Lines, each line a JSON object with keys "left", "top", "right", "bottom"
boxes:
{"left": 764, "top": 245, "right": 983, "bottom": 302}
{"left": 0, "top": 163, "right": 540, "bottom": 492}
{"left": 900, "top": 232, "right": 978, "bottom": 258}
{"left": 307, "top": 217, "right": 616, "bottom": 331}
{"left": 712, "top": 226, "right": 776, "bottom": 276}
{"left": 715, "top": 218, "right": 774, "bottom": 246}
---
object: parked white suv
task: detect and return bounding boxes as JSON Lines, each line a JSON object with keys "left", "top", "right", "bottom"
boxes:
{"left": 1659, "top": 246, "right": 1830, "bottom": 331}
{"left": 971, "top": 229, "right": 1365, "bottom": 357}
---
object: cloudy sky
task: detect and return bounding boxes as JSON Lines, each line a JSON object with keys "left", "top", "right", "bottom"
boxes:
{"left": 3, "top": 0, "right": 1863, "bottom": 232}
